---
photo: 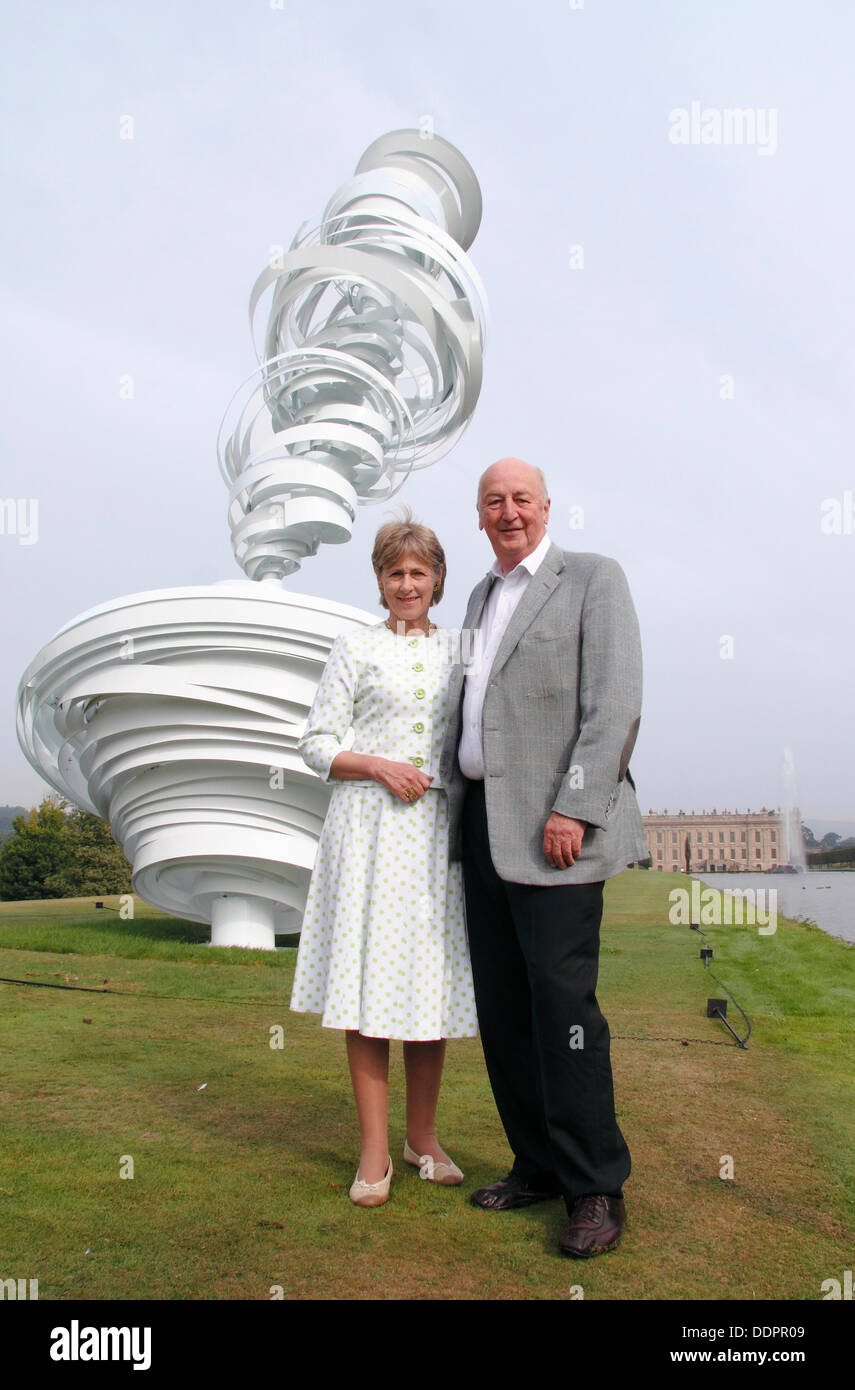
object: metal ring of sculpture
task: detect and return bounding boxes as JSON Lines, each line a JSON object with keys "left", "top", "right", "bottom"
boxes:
{"left": 218, "top": 130, "right": 487, "bottom": 579}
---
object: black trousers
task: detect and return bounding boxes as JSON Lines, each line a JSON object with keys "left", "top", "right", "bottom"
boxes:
{"left": 462, "top": 780, "right": 631, "bottom": 1206}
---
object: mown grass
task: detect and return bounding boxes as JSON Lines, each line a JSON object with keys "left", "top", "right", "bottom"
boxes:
{"left": 0, "top": 875, "right": 852, "bottom": 1301}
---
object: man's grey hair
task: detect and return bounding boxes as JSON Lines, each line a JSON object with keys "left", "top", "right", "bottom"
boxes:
{"left": 531, "top": 467, "right": 549, "bottom": 502}
{"left": 477, "top": 464, "right": 550, "bottom": 504}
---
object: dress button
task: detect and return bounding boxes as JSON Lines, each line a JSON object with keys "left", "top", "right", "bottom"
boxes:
{"left": 412, "top": 722, "right": 424, "bottom": 733}
{"left": 412, "top": 756, "right": 425, "bottom": 768}
{"left": 412, "top": 662, "right": 424, "bottom": 671}
{"left": 414, "top": 689, "right": 425, "bottom": 698}
{"left": 408, "top": 638, "right": 418, "bottom": 647}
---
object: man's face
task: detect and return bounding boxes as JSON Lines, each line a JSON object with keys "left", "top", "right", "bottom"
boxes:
{"left": 477, "top": 460, "right": 550, "bottom": 573}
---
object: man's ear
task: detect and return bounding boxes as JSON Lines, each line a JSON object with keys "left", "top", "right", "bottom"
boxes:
{"left": 543, "top": 497, "right": 551, "bottom": 523}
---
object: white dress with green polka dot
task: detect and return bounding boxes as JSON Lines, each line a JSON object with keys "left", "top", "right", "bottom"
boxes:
{"left": 290, "top": 624, "right": 477, "bottom": 1041}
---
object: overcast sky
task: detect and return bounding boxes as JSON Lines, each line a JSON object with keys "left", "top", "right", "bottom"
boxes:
{"left": 2, "top": 0, "right": 853, "bottom": 826}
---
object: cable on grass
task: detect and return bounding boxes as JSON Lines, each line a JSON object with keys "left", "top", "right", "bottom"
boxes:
{"left": 689, "top": 921, "right": 752, "bottom": 1048}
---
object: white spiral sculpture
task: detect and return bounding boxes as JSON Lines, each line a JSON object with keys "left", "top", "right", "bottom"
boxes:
{"left": 219, "top": 129, "right": 487, "bottom": 579}
{"left": 17, "top": 586, "right": 372, "bottom": 945}
{"left": 16, "top": 130, "right": 486, "bottom": 947}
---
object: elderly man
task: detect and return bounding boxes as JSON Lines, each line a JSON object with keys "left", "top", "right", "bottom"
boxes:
{"left": 440, "top": 458, "right": 647, "bottom": 1257}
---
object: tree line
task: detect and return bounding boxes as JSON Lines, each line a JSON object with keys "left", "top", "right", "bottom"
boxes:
{"left": 803, "top": 825, "right": 855, "bottom": 868}
{"left": 0, "top": 797, "right": 133, "bottom": 900}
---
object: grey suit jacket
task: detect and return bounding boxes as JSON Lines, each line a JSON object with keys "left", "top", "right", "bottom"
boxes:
{"left": 439, "top": 542, "right": 648, "bottom": 885}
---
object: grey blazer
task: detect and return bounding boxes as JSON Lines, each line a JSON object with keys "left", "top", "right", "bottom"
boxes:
{"left": 439, "top": 542, "right": 648, "bottom": 885}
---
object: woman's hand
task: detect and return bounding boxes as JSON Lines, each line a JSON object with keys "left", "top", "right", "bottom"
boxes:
{"left": 327, "top": 752, "right": 433, "bottom": 802}
{"left": 369, "top": 757, "right": 433, "bottom": 803}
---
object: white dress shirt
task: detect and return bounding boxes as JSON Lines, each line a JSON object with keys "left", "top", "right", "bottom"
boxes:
{"left": 459, "top": 531, "right": 552, "bottom": 779}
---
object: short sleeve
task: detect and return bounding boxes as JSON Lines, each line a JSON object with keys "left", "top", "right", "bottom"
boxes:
{"left": 298, "top": 635, "right": 358, "bottom": 781}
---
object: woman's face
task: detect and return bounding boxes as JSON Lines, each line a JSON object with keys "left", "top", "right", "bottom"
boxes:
{"left": 379, "top": 551, "right": 439, "bottom": 631}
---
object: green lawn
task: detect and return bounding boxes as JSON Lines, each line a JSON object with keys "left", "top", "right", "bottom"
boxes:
{"left": 0, "top": 875, "right": 852, "bottom": 1301}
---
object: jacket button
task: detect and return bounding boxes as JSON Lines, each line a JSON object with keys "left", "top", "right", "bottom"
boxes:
{"left": 412, "top": 756, "right": 425, "bottom": 768}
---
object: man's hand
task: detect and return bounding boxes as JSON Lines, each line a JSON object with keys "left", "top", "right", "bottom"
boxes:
{"left": 543, "top": 812, "right": 588, "bottom": 869}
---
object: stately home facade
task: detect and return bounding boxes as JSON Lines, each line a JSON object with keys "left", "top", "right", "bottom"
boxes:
{"left": 643, "top": 809, "right": 789, "bottom": 872}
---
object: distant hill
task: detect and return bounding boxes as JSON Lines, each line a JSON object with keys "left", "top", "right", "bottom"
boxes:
{"left": 805, "top": 819, "right": 855, "bottom": 842}
{"left": 0, "top": 806, "right": 28, "bottom": 845}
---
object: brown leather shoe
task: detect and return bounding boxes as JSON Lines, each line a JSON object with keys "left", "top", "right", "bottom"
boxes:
{"left": 470, "top": 1172, "right": 561, "bottom": 1211}
{"left": 559, "top": 1194, "right": 626, "bottom": 1257}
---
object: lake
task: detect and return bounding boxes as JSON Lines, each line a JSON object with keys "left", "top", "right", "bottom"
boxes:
{"left": 695, "top": 871, "right": 855, "bottom": 944}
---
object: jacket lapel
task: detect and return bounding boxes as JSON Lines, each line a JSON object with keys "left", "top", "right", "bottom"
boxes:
{"left": 464, "top": 574, "right": 494, "bottom": 632}
{"left": 488, "top": 543, "right": 564, "bottom": 680}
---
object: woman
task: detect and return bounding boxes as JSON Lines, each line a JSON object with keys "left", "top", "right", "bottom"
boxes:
{"left": 290, "top": 513, "right": 477, "bottom": 1207}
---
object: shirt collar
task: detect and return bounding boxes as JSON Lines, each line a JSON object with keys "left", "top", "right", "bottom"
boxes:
{"left": 489, "top": 530, "right": 552, "bottom": 582}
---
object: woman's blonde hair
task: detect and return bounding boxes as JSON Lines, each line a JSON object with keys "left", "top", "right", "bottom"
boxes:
{"left": 372, "top": 508, "right": 446, "bottom": 608}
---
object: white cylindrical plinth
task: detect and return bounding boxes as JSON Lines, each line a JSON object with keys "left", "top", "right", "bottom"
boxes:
{"left": 210, "top": 895, "right": 277, "bottom": 950}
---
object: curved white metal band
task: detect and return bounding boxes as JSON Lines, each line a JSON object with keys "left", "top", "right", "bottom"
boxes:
{"left": 219, "top": 129, "right": 487, "bottom": 579}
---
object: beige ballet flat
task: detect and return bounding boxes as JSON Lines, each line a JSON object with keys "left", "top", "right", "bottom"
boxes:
{"left": 404, "top": 1139, "right": 464, "bottom": 1186}
{"left": 349, "top": 1157, "right": 393, "bottom": 1207}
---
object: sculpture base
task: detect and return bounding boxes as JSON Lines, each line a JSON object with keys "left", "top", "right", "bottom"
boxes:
{"left": 210, "top": 894, "right": 278, "bottom": 950}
